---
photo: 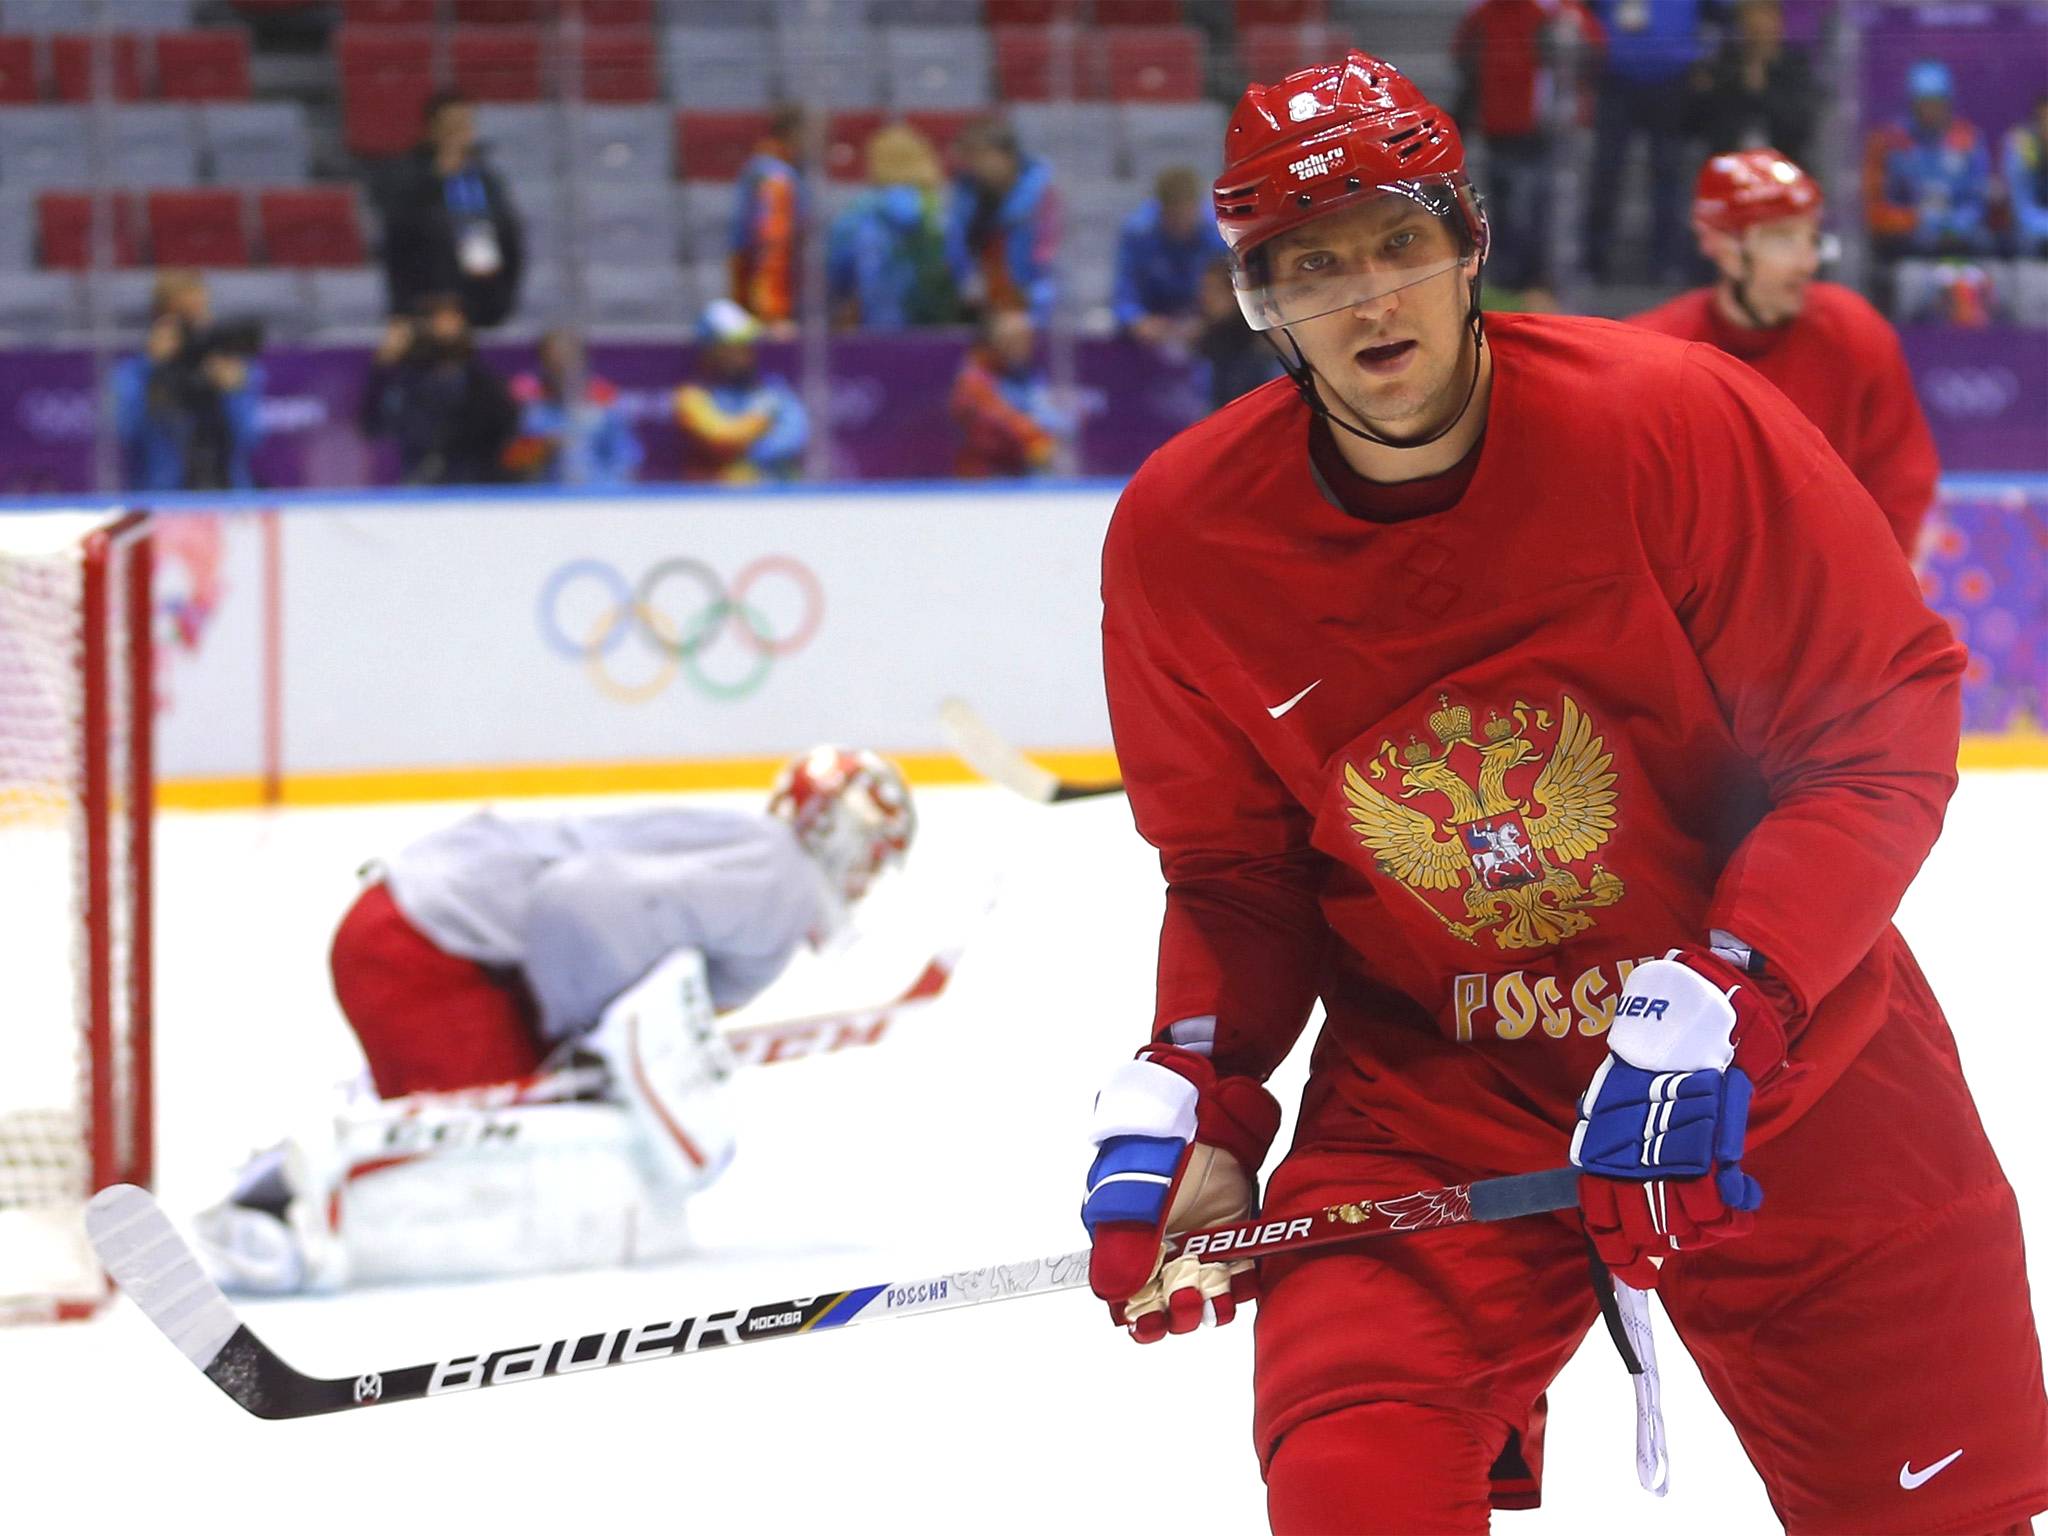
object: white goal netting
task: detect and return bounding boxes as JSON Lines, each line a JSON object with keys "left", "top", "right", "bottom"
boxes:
{"left": 0, "top": 512, "right": 152, "bottom": 1322}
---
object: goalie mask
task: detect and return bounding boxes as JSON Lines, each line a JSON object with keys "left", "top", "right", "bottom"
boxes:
{"left": 768, "top": 746, "right": 915, "bottom": 904}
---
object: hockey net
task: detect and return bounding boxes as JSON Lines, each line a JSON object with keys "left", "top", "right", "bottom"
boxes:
{"left": 0, "top": 512, "right": 152, "bottom": 1323}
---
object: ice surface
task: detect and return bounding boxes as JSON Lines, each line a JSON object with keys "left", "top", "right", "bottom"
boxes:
{"left": 5, "top": 774, "right": 2043, "bottom": 1534}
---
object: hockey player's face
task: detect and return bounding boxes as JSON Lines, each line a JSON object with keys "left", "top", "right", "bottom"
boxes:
{"left": 1269, "top": 201, "right": 1475, "bottom": 433}
{"left": 1715, "top": 215, "right": 1826, "bottom": 323}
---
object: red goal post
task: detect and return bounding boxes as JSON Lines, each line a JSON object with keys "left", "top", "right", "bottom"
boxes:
{"left": 0, "top": 511, "right": 153, "bottom": 1323}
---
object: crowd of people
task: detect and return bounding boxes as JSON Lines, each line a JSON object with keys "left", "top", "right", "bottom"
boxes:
{"left": 104, "top": 0, "right": 2046, "bottom": 495}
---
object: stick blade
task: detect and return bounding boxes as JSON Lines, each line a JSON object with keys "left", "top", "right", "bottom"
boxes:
{"left": 86, "top": 1184, "right": 240, "bottom": 1372}
{"left": 939, "top": 697, "right": 1061, "bottom": 803}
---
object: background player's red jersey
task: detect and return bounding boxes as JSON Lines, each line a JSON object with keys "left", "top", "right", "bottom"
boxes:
{"left": 1102, "top": 312, "right": 1963, "bottom": 1176}
{"left": 1631, "top": 282, "right": 1940, "bottom": 557}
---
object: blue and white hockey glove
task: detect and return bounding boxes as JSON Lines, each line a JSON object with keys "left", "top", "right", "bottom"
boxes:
{"left": 1572, "top": 947, "right": 1788, "bottom": 1288}
{"left": 1081, "top": 1043, "right": 1280, "bottom": 1343}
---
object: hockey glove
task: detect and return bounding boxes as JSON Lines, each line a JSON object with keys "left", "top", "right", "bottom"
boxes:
{"left": 1572, "top": 947, "right": 1788, "bottom": 1288}
{"left": 1081, "top": 1044, "right": 1281, "bottom": 1343}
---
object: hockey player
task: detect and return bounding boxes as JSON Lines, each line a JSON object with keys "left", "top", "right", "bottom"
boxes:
{"left": 1080, "top": 52, "right": 2047, "bottom": 1534}
{"left": 197, "top": 746, "right": 914, "bottom": 1292}
{"left": 1631, "top": 148, "right": 1939, "bottom": 558}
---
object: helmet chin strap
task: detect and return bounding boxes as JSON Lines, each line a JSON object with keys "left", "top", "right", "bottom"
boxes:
{"left": 1725, "top": 245, "right": 1780, "bottom": 330}
{"left": 1270, "top": 266, "right": 1489, "bottom": 452}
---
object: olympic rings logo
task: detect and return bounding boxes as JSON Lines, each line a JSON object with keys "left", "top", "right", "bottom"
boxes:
{"left": 537, "top": 555, "right": 825, "bottom": 702}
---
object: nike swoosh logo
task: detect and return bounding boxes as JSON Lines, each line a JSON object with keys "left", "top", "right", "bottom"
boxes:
{"left": 1899, "top": 1449, "right": 1963, "bottom": 1489}
{"left": 1267, "top": 680, "right": 1322, "bottom": 718}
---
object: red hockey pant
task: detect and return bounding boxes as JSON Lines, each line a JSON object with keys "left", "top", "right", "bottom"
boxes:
{"left": 328, "top": 881, "right": 543, "bottom": 1097}
{"left": 1256, "top": 989, "right": 2048, "bottom": 1534}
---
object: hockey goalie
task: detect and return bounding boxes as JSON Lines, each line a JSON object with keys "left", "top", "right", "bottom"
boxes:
{"left": 195, "top": 747, "right": 914, "bottom": 1293}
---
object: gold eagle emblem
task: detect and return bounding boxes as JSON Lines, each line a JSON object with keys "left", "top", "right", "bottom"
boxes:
{"left": 1342, "top": 693, "right": 1624, "bottom": 950}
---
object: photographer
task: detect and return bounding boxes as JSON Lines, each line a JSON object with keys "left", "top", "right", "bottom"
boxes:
{"left": 359, "top": 292, "right": 518, "bottom": 486}
{"left": 111, "top": 270, "right": 265, "bottom": 492}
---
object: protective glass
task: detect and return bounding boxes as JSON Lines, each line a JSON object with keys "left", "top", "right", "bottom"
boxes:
{"left": 1745, "top": 224, "right": 1840, "bottom": 263}
{"left": 1231, "top": 184, "right": 1476, "bottom": 333}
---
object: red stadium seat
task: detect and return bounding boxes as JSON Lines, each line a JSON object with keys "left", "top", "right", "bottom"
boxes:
{"left": 147, "top": 188, "right": 250, "bottom": 266}
{"left": 1239, "top": 24, "right": 1343, "bottom": 86}
{"left": 824, "top": 110, "right": 887, "bottom": 182}
{"left": 37, "top": 190, "right": 142, "bottom": 268}
{"left": 451, "top": 27, "right": 544, "bottom": 101}
{"left": 258, "top": 186, "right": 368, "bottom": 266}
{"left": 340, "top": 0, "right": 439, "bottom": 25}
{"left": 992, "top": 26, "right": 1109, "bottom": 100}
{"left": 1092, "top": 0, "right": 1182, "bottom": 23}
{"left": 1105, "top": 27, "right": 1202, "bottom": 101}
{"left": 676, "top": 109, "right": 772, "bottom": 181}
{"left": 1234, "top": 0, "right": 1327, "bottom": 26}
{"left": 568, "top": 0, "right": 652, "bottom": 24}
{"left": 0, "top": 36, "right": 38, "bottom": 103}
{"left": 578, "top": 28, "right": 656, "bottom": 103}
{"left": 50, "top": 33, "right": 147, "bottom": 103}
{"left": 452, "top": 0, "right": 551, "bottom": 21}
{"left": 338, "top": 27, "right": 438, "bottom": 158}
{"left": 982, "top": 0, "right": 1081, "bottom": 22}
{"left": 156, "top": 30, "right": 254, "bottom": 102}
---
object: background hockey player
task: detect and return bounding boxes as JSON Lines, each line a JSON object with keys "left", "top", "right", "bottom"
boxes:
{"left": 1080, "top": 52, "right": 2047, "bottom": 1534}
{"left": 198, "top": 746, "right": 914, "bottom": 1293}
{"left": 1631, "top": 148, "right": 1939, "bottom": 558}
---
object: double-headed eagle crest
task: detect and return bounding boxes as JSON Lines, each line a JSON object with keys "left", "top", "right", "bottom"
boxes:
{"left": 1342, "top": 693, "right": 1624, "bottom": 951}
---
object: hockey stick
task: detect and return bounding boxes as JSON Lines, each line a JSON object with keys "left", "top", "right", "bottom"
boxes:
{"left": 342, "top": 947, "right": 968, "bottom": 1144}
{"left": 939, "top": 697, "right": 1124, "bottom": 803}
{"left": 85, "top": 1167, "right": 1576, "bottom": 1420}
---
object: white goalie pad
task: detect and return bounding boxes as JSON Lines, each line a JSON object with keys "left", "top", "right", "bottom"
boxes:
{"left": 583, "top": 946, "right": 738, "bottom": 1193}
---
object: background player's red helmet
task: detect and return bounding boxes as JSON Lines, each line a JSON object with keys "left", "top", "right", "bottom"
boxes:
{"left": 768, "top": 745, "right": 915, "bottom": 904}
{"left": 1692, "top": 148, "right": 1822, "bottom": 234}
{"left": 1212, "top": 51, "right": 1488, "bottom": 331}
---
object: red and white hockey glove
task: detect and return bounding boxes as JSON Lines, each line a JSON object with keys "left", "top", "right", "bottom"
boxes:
{"left": 1081, "top": 1044, "right": 1281, "bottom": 1343}
{"left": 1572, "top": 945, "right": 1791, "bottom": 1288}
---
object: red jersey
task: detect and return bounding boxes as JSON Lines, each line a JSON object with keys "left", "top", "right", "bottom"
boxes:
{"left": 1630, "top": 282, "right": 1939, "bottom": 556}
{"left": 1101, "top": 314, "right": 1962, "bottom": 1176}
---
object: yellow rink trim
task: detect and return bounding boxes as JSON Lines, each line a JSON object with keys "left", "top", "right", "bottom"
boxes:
{"left": 157, "top": 749, "right": 1127, "bottom": 811}
{"left": 155, "top": 734, "right": 2045, "bottom": 812}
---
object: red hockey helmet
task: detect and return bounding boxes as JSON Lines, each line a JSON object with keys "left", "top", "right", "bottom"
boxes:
{"left": 1693, "top": 148, "right": 1822, "bottom": 235}
{"left": 768, "top": 746, "right": 915, "bottom": 904}
{"left": 1213, "top": 51, "right": 1488, "bottom": 331}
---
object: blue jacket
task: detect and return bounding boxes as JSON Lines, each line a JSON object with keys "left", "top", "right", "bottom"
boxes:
{"left": 1588, "top": 0, "right": 1703, "bottom": 83}
{"left": 2003, "top": 124, "right": 2048, "bottom": 251}
{"left": 1872, "top": 118, "right": 1995, "bottom": 248}
{"left": 826, "top": 185, "right": 957, "bottom": 328}
{"left": 1111, "top": 199, "right": 1228, "bottom": 331}
{"left": 945, "top": 156, "right": 1060, "bottom": 327}
{"left": 511, "top": 376, "right": 643, "bottom": 487}
{"left": 111, "top": 352, "right": 264, "bottom": 491}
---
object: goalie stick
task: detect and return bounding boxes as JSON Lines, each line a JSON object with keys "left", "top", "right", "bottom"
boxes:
{"left": 939, "top": 697, "right": 1124, "bottom": 803}
{"left": 85, "top": 1167, "right": 1576, "bottom": 1420}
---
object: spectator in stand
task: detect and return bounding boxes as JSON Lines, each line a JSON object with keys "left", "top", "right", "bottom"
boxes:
{"left": 505, "top": 330, "right": 643, "bottom": 488}
{"left": 1686, "top": 0, "right": 1818, "bottom": 164}
{"left": 825, "top": 122, "right": 960, "bottom": 329}
{"left": 360, "top": 293, "right": 519, "bottom": 486}
{"left": 1582, "top": 0, "right": 1708, "bottom": 282}
{"left": 1452, "top": 0, "right": 1604, "bottom": 302}
{"left": 1112, "top": 166, "right": 1229, "bottom": 346}
{"left": 112, "top": 270, "right": 265, "bottom": 492}
{"left": 380, "top": 91, "right": 525, "bottom": 330}
{"left": 2002, "top": 94, "right": 2048, "bottom": 256}
{"left": 946, "top": 117, "right": 1059, "bottom": 327}
{"left": 1632, "top": 149, "right": 1939, "bottom": 557}
{"left": 673, "top": 299, "right": 807, "bottom": 485}
{"left": 731, "top": 105, "right": 806, "bottom": 335}
{"left": 1864, "top": 60, "right": 1997, "bottom": 259}
{"left": 949, "top": 307, "right": 1070, "bottom": 478}
{"left": 1194, "top": 258, "right": 1282, "bottom": 410}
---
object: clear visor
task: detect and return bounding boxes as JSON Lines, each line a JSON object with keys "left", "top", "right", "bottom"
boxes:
{"left": 1232, "top": 185, "right": 1475, "bottom": 333}
{"left": 1743, "top": 224, "right": 1840, "bottom": 263}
